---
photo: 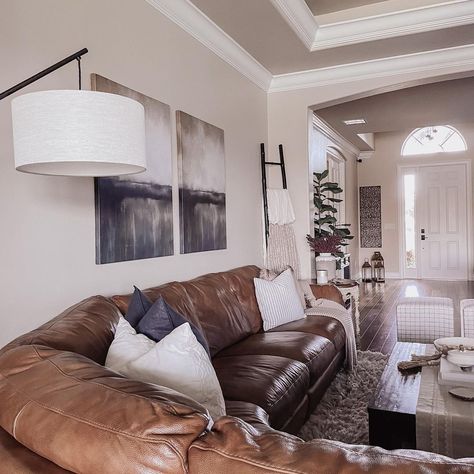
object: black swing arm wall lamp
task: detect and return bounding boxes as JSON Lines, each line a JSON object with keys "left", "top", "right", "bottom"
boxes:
{"left": 0, "top": 48, "right": 146, "bottom": 177}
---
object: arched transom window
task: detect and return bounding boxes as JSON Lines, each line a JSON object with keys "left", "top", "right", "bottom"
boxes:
{"left": 401, "top": 125, "right": 467, "bottom": 156}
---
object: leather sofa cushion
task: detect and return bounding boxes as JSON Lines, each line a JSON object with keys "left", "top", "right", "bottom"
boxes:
{"left": 0, "top": 427, "right": 71, "bottom": 473}
{"left": 0, "top": 345, "right": 209, "bottom": 474}
{"left": 268, "top": 315, "right": 346, "bottom": 353}
{"left": 310, "top": 283, "right": 345, "bottom": 306}
{"left": 112, "top": 266, "right": 262, "bottom": 356}
{"left": 136, "top": 297, "right": 211, "bottom": 355}
{"left": 113, "top": 281, "right": 199, "bottom": 327}
{"left": 216, "top": 332, "right": 337, "bottom": 384}
{"left": 0, "top": 296, "right": 121, "bottom": 365}
{"left": 225, "top": 400, "right": 270, "bottom": 429}
{"left": 213, "top": 354, "right": 310, "bottom": 429}
{"left": 189, "top": 417, "right": 474, "bottom": 474}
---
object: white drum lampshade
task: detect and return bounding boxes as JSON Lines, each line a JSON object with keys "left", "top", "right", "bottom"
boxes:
{"left": 11, "top": 90, "right": 146, "bottom": 176}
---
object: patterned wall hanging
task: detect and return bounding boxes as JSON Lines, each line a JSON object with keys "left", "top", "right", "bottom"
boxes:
{"left": 359, "top": 186, "right": 382, "bottom": 248}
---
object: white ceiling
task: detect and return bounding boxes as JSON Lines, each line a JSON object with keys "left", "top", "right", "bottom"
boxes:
{"left": 190, "top": 0, "right": 474, "bottom": 74}
{"left": 315, "top": 75, "right": 474, "bottom": 150}
{"left": 304, "top": 0, "right": 386, "bottom": 15}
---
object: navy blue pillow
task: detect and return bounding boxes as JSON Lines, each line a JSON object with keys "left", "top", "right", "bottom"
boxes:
{"left": 135, "top": 295, "right": 211, "bottom": 357}
{"left": 124, "top": 286, "right": 153, "bottom": 328}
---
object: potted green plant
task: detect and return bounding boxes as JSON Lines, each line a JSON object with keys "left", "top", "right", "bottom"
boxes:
{"left": 307, "top": 169, "right": 353, "bottom": 278}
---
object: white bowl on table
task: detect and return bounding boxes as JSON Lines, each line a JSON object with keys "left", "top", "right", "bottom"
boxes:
{"left": 447, "top": 350, "right": 474, "bottom": 370}
{"left": 434, "top": 337, "right": 474, "bottom": 352}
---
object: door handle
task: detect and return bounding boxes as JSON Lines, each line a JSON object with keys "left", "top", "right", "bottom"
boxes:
{"left": 421, "top": 235, "right": 426, "bottom": 240}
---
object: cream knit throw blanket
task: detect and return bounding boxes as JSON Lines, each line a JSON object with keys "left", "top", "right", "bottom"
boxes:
{"left": 304, "top": 296, "right": 357, "bottom": 371}
{"left": 267, "top": 224, "right": 301, "bottom": 279}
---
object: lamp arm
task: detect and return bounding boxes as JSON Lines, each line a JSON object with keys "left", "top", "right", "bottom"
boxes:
{"left": 0, "top": 48, "right": 88, "bottom": 101}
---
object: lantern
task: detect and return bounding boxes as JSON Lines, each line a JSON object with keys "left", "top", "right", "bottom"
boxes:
{"left": 361, "top": 258, "right": 372, "bottom": 283}
{"left": 371, "top": 252, "right": 385, "bottom": 283}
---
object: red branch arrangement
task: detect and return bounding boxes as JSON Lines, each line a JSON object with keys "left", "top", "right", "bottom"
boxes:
{"left": 306, "top": 234, "right": 342, "bottom": 254}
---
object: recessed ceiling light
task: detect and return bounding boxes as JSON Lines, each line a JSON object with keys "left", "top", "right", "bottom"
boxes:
{"left": 343, "top": 119, "right": 366, "bottom": 125}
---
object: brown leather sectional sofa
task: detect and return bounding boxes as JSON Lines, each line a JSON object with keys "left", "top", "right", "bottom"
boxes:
{"left": 0, "top": 265, "right": 472, "bottom": 473}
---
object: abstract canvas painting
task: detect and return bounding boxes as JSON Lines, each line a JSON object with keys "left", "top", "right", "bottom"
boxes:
{"left": 92, "top": 74, "right": 173, "bottom": 264}
{"left": 177, "top": 111, "right": 226, "bottom": 254}
{"left": 359, "top": 185, "right": 382, "bottom": 248}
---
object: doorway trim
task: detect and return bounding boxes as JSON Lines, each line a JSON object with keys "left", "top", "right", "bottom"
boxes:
{"left": 397, "top": 160, "right": 473, "bottom": 281}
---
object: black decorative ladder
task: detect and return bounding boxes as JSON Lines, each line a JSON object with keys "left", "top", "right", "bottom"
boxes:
{"left": 260, "top": 143, "right": 288, "bottom": 247}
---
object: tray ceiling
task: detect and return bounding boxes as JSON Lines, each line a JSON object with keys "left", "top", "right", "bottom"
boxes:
{"left": 190, "top": 0, "right": 474, "bottom": 75}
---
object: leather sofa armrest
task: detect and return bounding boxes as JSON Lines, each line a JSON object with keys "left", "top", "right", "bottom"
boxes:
{"left": 310, "top": 283, "right": 344, "bottom": 306}
{"left": 189, "top": 417, "right": 474, "bottom": 473}
{"left": 0, "top": 345, "right": 209, "bottom": 474}
{"left": 0, "top": 427, "right": 71, "bottom": 473}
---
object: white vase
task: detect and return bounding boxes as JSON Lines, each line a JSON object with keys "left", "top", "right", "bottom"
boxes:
{"left": 316, "top": 253, "right": 337, "bottom": 281}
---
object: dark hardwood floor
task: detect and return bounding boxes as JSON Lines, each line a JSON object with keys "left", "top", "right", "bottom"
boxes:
{"left": 358, "top": 279, "right": 474, "bottom": 355}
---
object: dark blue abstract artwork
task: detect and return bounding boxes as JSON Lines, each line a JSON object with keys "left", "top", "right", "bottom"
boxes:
{"left": 92, "top": 74, "right": 173, "bottom": 264}
{"left": 177, "top": 111, "right": 226, "bottom": 254}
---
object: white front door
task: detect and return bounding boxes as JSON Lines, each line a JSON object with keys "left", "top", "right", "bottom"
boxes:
{"left": 418, "top": 164, "right": 468, "bottom": 280}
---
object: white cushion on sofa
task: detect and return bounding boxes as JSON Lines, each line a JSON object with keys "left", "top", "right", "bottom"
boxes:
{"left": 254, "top": 268, "right": 306, "bottom": 331}
{"left": 105, "top": 317, "right": 226, "bottom": 421}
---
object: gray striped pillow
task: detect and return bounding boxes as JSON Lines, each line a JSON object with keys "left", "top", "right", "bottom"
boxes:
{"left": 254, "top": 268, "right": 306, "bottom": 331}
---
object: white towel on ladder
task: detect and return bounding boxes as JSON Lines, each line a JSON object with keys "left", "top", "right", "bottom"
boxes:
{"left": 267, "top": 189, "right": 295, "bottom": 225}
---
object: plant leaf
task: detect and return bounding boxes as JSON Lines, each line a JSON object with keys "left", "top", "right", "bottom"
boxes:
{"left": 317, "top": 216, "right": 337, "bottom": 225}
{"left": 321, "top": 204, "right": 338, "bottom": 213}
{"left": 319, "top": 169, "right": 329, "bottom": 180}
{"left": 321, "top": 185, "right": 342, "bottom": 192}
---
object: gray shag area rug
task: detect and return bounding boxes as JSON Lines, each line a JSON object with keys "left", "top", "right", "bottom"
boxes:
{"left": 298, "top": 350, "right": 389, "bottom": 444}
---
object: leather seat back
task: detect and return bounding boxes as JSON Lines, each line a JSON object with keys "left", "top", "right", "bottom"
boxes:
{"left": 112, "top": 265, "right": 262, "bottom": 356}
{"left": 0, "top": 296, "right": 121, "bottom": 365}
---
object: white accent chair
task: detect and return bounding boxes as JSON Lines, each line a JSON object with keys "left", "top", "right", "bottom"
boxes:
{"left": 460, "top": 299, "right": 474, "bottom": 337}
{"left": 396, "top": 297, "right": 454, "bottom": 343}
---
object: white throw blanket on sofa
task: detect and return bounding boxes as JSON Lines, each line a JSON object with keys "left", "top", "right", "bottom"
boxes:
{"left": 304, "top": 297, "right": 357, "bottom": 371}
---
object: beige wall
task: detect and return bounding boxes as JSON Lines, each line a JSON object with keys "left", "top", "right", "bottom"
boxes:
{"left": 0, "top": 0, "right": 267, "bottom": 346}
{"left": 358, "top": 124, "right": 474, "bottom": 277}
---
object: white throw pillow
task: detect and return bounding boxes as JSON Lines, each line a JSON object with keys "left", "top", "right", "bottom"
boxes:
{"left": 259, "top": 266, "right": 307, "bottom": 309}
{"left": 105, "top": 318, "right": 226, "bottom": 421}
{"left": 105, "top": 317, "right": 156, "bottom": 373}
{"left": 254, "top": 268, "right": 306, "bottom": 331}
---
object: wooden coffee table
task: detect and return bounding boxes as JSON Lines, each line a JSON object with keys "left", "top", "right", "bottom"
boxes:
{"left": 368, "top": 342, "right": 429, "bottom": 450}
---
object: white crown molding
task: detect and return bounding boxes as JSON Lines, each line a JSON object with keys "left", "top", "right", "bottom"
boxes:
{"left": 358, "top": 151, "right": 375, "bottom": 160}
{"left": 270, "top": 0, "right": 474, "bottom": 51}
{"left": 312, "top": 115, "right": 361, "bottom": 158}
{"left": 269, "top": 0, "right": 318, "bottom": 50}
{"left": 313, "top": 0, "right": 474, "bottom": 51}
{"left": 269, "top": 44, "right": 474, "bottom": 92}
{"left": 145, "top": 0, "right": 272, "bottom": 91}
{"left": 145, "top": 0, "right": 474, "bottom": 94}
